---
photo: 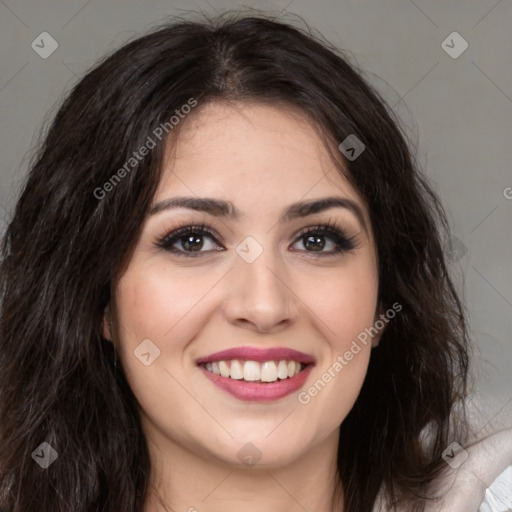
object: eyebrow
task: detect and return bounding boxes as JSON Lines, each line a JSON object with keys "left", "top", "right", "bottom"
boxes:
{"left": 150, "top": 195, "right": 368, "bottom": 233}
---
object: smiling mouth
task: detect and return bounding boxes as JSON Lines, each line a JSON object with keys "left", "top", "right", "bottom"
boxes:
{"left": 198, "top": 359, "right": 310, "bottom": 383}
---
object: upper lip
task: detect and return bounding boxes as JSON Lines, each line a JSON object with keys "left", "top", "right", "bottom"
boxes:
{"left": 196, "top": 346, "right": 316, "bottom": 365}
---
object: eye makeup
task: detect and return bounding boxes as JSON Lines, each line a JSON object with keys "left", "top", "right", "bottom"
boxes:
{"left": 155, "top": 218, "right": 359, "bottom": 258}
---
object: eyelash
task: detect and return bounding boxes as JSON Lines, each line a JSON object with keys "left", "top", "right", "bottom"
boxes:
{"left": 155, "top": 219, "right": 358, "bottom": 258}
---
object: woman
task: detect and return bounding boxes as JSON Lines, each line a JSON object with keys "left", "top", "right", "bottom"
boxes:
{"left": 0, "top": 13, "right": 510, "bottom": 512}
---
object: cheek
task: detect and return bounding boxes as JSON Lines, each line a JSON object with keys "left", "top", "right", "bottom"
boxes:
{"left": 114, "top": 262, "right": 210, "bottom": 340}
{"left": 299, "top": 340, "right": 371, "bottom": 437}
{"left": 298, "top": 261, "right": 379, "bottom": 347}
{"left": 112, "top": 267, "right": 197, "bottom": 425}
{"left": 294, "top": 263, "right": 377, "bottom": 428}
{"left": 112, "top": 262, "right": 218, "bottom": 397}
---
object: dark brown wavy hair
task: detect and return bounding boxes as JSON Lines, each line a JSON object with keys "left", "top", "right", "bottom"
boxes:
{"left": 0, "top": 12, "right": 470, "bottom": 512}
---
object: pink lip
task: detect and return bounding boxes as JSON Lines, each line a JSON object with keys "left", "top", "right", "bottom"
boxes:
{"left": 196, "top": 346, "right": 316, "bottom": 402}
{"left": 196, "top": 346, "right": 316, "bottom": 365}
{"left": 198, "top": 364, "right": 314, "bottom": 402}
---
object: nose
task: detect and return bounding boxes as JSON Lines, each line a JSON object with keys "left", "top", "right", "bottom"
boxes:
{"left": 223, "top": 246, "right": 298, "bottom": 333}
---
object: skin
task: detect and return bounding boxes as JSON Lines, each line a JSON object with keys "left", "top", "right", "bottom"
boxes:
{"left": 104, "top": 101, "right": 385, "bottom": 512}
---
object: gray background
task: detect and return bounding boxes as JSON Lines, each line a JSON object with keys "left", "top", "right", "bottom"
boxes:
{"left": 1, "top": 0, "right": 511, "bottom": 434}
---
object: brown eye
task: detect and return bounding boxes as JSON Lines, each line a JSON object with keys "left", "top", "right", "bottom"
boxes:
{"left": 291, "top": 224, "right": 357, "bottom": 256}
{"left": 302, "top": 233, "right": 328, "bottom": 251}
{"left": 157, "top": 225, "right": 224, "bottom": 257}
{"left": 178, "top": 233, "right": 206, "bottom": 252}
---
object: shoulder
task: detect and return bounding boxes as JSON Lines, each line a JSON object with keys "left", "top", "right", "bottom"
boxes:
{"left": 372, "top": 426, "right": 512, "bottom": 511}
{"left": 426, "top": 426, "right": 512, "bottom": 512}
{"left": 477, "top": 464, "right": 512, "bottom": 511}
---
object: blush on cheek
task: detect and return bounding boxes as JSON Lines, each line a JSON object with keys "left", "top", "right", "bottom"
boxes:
{"left": 115, "top": 274, "right": 174, "bottom": 335}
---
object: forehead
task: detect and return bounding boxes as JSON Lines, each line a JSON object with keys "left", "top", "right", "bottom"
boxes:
{"left": 164, "top": 100, "right": 336, "bottom": 174}
{"left": 174, "top": 100, "right": 327, "bottom": 151}
{"left": 155, "top": 101, "right": 368, "bottom": 223}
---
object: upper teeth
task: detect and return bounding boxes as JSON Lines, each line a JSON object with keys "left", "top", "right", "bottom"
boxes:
{"left": 204, "top": 360, "right": 303, "bottom": 382}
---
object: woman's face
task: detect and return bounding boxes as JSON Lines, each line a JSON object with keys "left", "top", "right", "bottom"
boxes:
{"left": 108, "top": 101, "right": 382, "bottom": 469}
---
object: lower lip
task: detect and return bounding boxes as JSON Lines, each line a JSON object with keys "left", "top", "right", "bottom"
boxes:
{"left": 199, "top": 364, "right": 314, "bottom": 402}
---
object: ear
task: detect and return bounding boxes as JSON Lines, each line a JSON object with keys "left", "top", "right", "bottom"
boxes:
{"left": 102, "top": 305, "right": 112, "bottom": 341}
{"left": 371, "top": 305, "right": 387, "bottom": 348}
{"left": 371, "top": 329, "right": 384, "bottom": 348}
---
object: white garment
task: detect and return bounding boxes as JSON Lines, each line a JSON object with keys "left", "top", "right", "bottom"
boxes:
{"left": 425, "top": 427, "right": 512, "bottom": 512}
{"left": 478, "top": 465, "right": 512, "bottom": 512}
{"left": 373, "top": 427, "right": 512, "bottom": 511}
